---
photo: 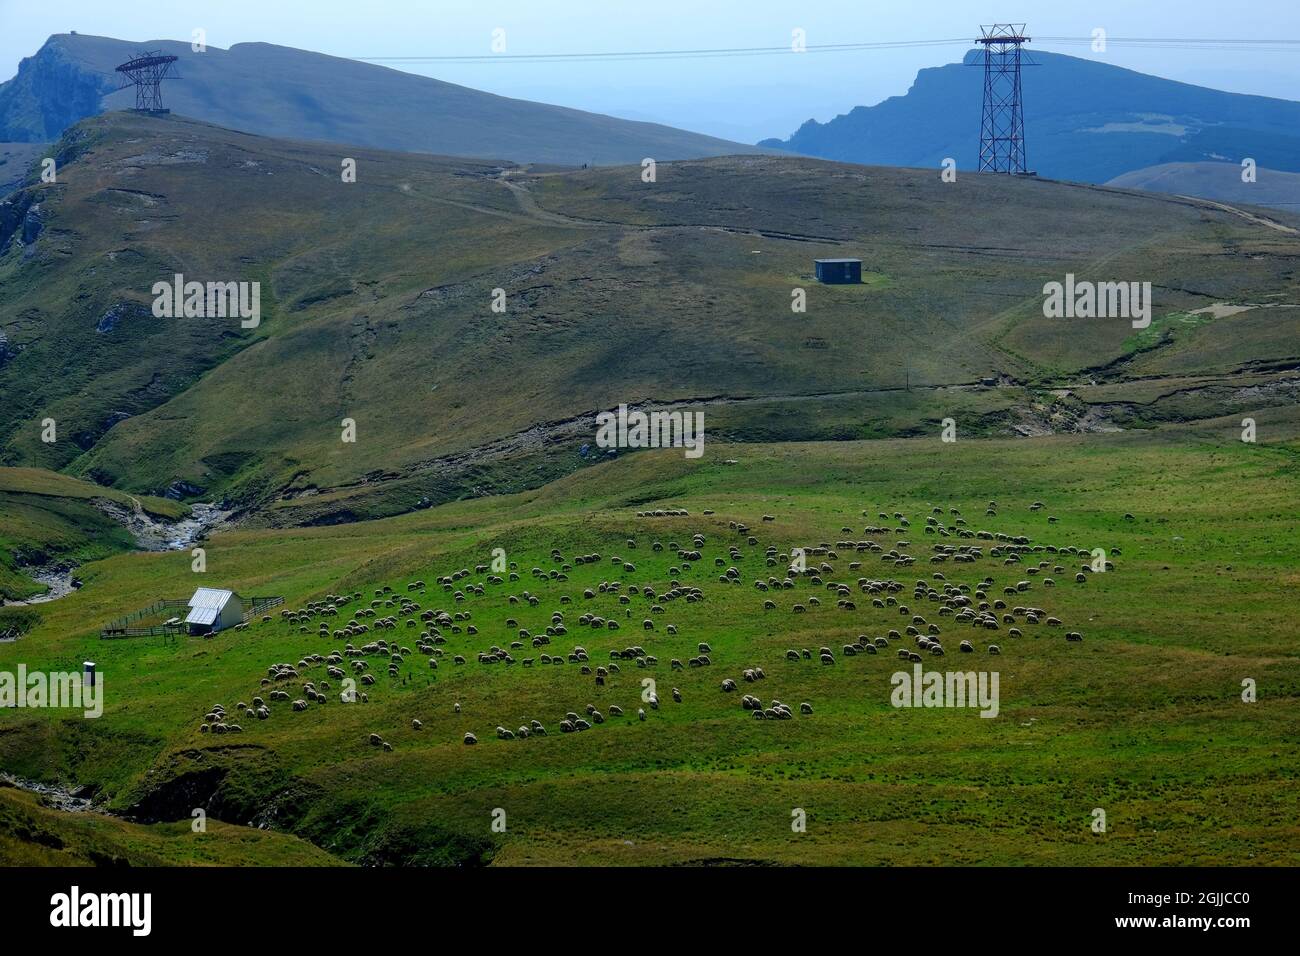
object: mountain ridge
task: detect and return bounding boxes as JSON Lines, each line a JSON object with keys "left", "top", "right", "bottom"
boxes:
{"left": 760, "top": 49, "right": 1300, "bottom": 184}
{"left": 0, "top": 33, "right": 769, "bottom": 166}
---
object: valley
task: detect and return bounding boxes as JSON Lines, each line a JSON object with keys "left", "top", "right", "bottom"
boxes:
{"left": 0, "top": 95, "right": 1296, "bottom": 870}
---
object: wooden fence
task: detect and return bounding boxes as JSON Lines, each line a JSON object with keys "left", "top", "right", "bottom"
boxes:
{"left": 100, "top": 595, "right": 283, "bottom": 639}
{"left": 99, "top": 598, "right": 189, "bottom": 639}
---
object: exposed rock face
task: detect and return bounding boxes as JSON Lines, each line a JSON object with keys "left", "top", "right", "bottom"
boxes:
{"left": 0, "top": 38, "right": 115, "bottom": 142}
{"left": 0, "top": 189, "right": 37, "bottom": 253}
{"left": 163, "top": 479, "right": 206, "bottom": 500}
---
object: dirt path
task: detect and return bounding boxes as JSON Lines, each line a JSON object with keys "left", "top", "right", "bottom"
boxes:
{"left": 1172, "top": 195, "right": 1300, "bottom": 235}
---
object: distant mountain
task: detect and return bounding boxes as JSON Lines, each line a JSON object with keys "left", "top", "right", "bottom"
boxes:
{"left": 0, "top": 33, "right": 766, "bottom": 166}
{"left": 760, "top": 50, "right": 1300, "bottom": 184}
{"left": 1107, "top": 162, "right": 1300, "bottom": 210}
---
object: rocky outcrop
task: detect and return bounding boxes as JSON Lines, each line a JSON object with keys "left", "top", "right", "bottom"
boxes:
{"left": 0, "top": 38, "right": 114, "bottom": 142}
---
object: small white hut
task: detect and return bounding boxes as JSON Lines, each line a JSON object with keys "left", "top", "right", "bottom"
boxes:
{"left": 184, "top": 587, "right": 243, "bottom": 636}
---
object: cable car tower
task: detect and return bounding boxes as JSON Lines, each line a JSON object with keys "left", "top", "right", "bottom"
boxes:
{"left": 115, "top": 51, "right": 181, "bottom": 113}
{"left": 974, "top": 25, "right": 1034, "bottom": 174}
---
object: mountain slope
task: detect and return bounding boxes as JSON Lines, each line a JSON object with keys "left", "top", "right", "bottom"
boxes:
{"left": 761, "top": 50, "right": 1300, "bottom": 184}
{"left": 1107, "top": 161, "right": 1300, "bottom": 210}
{"left": 1, "top": 112, "right": 1298, "bottom": 525}
{"left": 0, "top": 34, "right": 765, "bottom": 166}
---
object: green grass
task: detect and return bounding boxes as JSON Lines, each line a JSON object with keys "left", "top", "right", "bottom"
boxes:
{"left": 2, "top": 113, "right": 1297, "bottom": 523}
{"left": 1, "top": 417, "right": 1296, "bottom": 865}
{"left": 2, "top": 113, "right": 1298, "bottom": 867}
{"left": 1123, "top": 311, "right": 1214, "bottom": 353}
{"left": 0, "top": 468, "right": 187, "bottom": 600}
{"left": 0, "top": 784, "right": 345, "bottom": 865}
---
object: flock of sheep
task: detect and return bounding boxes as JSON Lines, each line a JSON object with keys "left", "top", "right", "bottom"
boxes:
{"left": 196, "top": 500, "right": 1108, "bottom": 750}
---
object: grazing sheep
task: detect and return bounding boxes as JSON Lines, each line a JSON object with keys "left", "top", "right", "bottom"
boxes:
{"left": 800, "top": 702, "right": 813, "bottom": 715}
{"left": 464, "top": 732, "right": 477, "bottom": 745}
{"left": 412, "top": 718, "right": 422, "bottom": 730}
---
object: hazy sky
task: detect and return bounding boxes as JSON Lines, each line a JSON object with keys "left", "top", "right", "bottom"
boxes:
{"left": 2, "top": 0, "right": 1297, "bottom": 142}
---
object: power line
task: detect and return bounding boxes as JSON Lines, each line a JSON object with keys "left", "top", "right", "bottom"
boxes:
{"left": 354, "top": 36, "right": 1300, "bottom": 65}
{"left": 356, "top": 39, "right": 969, "bottom": 64}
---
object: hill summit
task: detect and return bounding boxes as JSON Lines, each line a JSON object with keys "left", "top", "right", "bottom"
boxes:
{"left": 0, "top": 33, "right": 766, "bottom": 166}
{"left": 761, "top": 49, "right": 1300, "bottom": 184}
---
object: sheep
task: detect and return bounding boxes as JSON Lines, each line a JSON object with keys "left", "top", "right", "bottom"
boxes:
{"left": 464, "top": 732, "right": 477, "bottom": 745}
{"left": 800, "top": 702, "right": 813, "bottom": 714}
{"left": 412, "top": 718, "right": 422, "bottom": 730}
{"left": 638, "top": 708, "right": 647, "bottom": 721}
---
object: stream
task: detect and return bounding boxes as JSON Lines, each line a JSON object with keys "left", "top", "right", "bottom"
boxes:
{"left": 1, "top": 499, "right": 236, "bottom": 609}
{"left": 0, "top": 772, "right": 95, "bottom": 812}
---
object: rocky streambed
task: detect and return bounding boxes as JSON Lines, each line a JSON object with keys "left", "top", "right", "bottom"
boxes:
{"left": 93, "top": 498, "right": 236, "bottom": 553}
{"left": 1, "top": 499, "right": 236, "bottom": 609}
{"left": 0, "top": 773, "right": 96, "bottom": 812}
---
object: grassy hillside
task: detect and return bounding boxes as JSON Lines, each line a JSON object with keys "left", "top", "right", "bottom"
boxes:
{"left": 0, "top": 468, "right": 186, "bottom": 601}
{"left": 2, "top": 112, "right": 1296, "bottom": 526}
{"left": 0, "top": 784, "right": 344, "bottom": 865}
{"left": 0, "top": 416, "right": 1296, "bottom": 865}
{"left": 1107, "top": 162, "right": 1300, "bottom": 210}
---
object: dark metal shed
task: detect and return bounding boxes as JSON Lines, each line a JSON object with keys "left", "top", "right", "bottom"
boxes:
{"left": 814, "top": 258, "right": 862, "bottom": 284}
